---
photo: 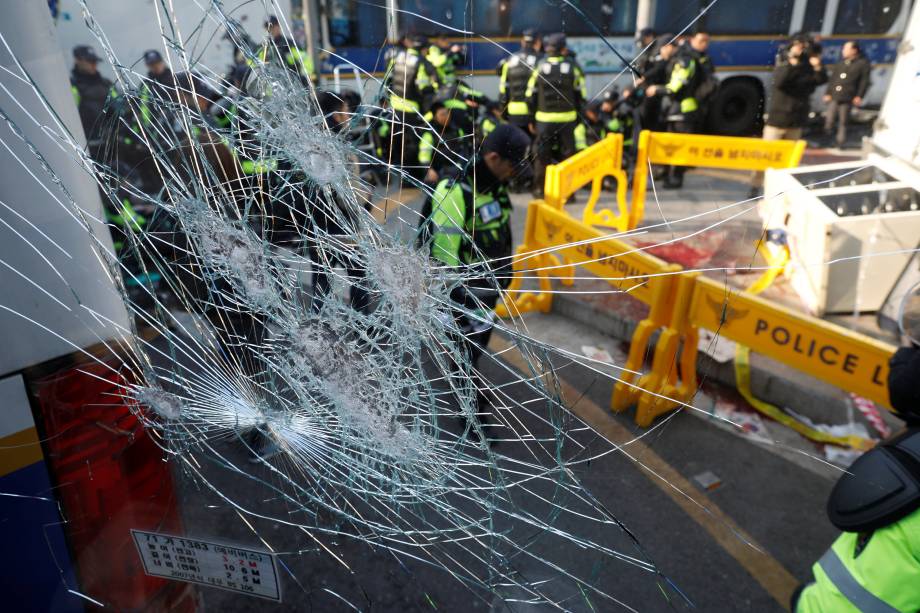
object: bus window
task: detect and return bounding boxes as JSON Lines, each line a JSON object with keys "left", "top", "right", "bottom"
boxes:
{"left": 544, "top": 0, "right": 638, "bottom": 36}
{"left": 326, "top": 0, "right": 389, "bottom": 47}
{"left": 399, "top": 0, "right": 506, "bottom": 37}
{"left": 655, "top": 0, "right": 795, "bottom": 34}
{"left": 802, "top": 0, "right": 829, "bottom": 32}
{"left": 833, "top": 0, "right": 903, "bottom": 34}
{"left": 397, "top": 0, "right": 638, "bottom": 38}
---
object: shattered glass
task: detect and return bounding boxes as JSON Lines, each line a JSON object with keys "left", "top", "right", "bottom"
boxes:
{"left": 0, "top": 0, "right": 913, "bottom": 610}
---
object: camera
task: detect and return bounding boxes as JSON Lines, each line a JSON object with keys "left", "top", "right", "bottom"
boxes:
{"left": 775, "top": 33, "right": 822, "bottom": 66}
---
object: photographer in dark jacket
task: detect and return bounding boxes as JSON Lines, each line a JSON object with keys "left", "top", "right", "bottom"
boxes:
{"left": 751, "top": 35, "right": 827, "bottom": 196}
{"left": 823, "top": 41, "right": 870, "bottom": 148}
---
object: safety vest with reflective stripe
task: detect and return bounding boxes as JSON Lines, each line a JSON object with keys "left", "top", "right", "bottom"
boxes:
{"left": 525, "top": 56, "right": 586, "bottom": 124}
{"left": 574, "top": 123, "right": 587, "bottom": 151}
{"left": 665, "top": 54, "right": 700, "bottom": 114}
{"left": 796, "top": 508, "right": 920, "bottom": 613}
{"left": 418, "top": 125, "right": 465, "bottom": 167}
{"left": 430, "top": 176, "right": 512, "bottom": 267}
{"left": 479, "top": 116, "right": 500, "bottom": 138}
{"left": 499, "top": 51, "right": 540, "bottom": 117}
{"left": 387, "top": 48, "right": 438, "bottom": 113}
{"left": 258, "top": 36, "right": 316, "bottom": 82}
{"left": 427, "top": 44, "right": 459, "bottom": 85}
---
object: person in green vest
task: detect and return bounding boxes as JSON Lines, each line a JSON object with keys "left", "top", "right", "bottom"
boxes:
{"left": 383, "top": 33, "right": 440, "bottom": 180}
{"left": 426, "top": 124, "right": 530, "bottom": 440}
{"left": 478, "top": 99, "right": 505, "bottom": 139}
{"left": 261, "top": 15, "right": 317, "bottom": 86}
{"left": 793, "top": 344, "right": 920, "bottom": 612}
{"left": 498, "top": 29, "right": 542, "bottom": 131}
{"left": 525, "top": 33, "right": 586, "bottom": 198}
{"left": 644, "top": 31, "right": 714, "bottom": 188}
{"left": 419, "top": 96, "right": 469, "bottom": 186}
{"left": 427, "top": 33, "right": 466, "bottom": 86}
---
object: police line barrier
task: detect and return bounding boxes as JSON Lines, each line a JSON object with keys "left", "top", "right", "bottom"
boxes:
{"left": 539, "top": 134, "right": 628, "bottom": 290}
{"left": 544, "top": 133, "right": 632, "bottom": 232}
{"left": 540, "top": 130, "right": 806, "bottom": 235}
{"left": 629, "top": 130, "right": 807, "bottom": 229}
{"left": 614, "top": 271, "right": 896, "bottom": 428}
{"left": 496, "top": 201, "right": 897, "bottom": 430}
{"left": 495, "top": 201, "right": 680, "bottom": 402}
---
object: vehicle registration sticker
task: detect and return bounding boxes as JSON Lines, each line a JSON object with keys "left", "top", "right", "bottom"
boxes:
{"left": 132, "top": 529, "right": 281, "bottom": 601}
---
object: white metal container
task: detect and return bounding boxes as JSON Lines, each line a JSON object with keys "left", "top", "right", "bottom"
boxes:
{"left": 762, "top": 156, "right": 920, "bottom": 316}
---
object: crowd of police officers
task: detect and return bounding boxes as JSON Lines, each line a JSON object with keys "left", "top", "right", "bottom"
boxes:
{"left": 375, "top": 27, "right": 718, "bottom": 194}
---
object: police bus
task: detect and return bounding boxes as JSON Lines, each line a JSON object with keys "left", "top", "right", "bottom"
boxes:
{"left": 312, "top": 0, "right": 913, "bottom": 135}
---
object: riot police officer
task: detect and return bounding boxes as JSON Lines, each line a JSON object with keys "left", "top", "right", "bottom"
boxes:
{"left": 261, "top": 15, "right": 316, "bottom": 85}
{"left": 419, "top": 95, "right": 470, "bottom": 186}
{"left": 383, "top": 33, "right": 440, "bottom": 179}
{"left": 428, "top": 34, "right": 466, "bottom": 86}
{"left": 427, "top": 124, "right": 531, "bottom": 442}
{"left": 645, "top": 31, "right": 713, "bottom": 188}
{"left": 498, "top": 29, "right": 542, "bottom": 131}
{"left": 525, "top": 33, "right": 586, "bottom": 198}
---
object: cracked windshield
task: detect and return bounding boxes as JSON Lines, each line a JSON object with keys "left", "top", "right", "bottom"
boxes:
{"left": 3, "top": 0, "right": 920, "bottom": 610}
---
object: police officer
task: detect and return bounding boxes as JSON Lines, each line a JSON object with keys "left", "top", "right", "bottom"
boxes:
{"left": 143, "top": 50, "right": 174, "bottom": 99}
{"left": 478, "top": 99, "right": 505, "bottom": 139}
{"left": 419, "top": 95, "right": 470, "bottom": 186}
{"left": 386, "top": 33, "right": 440, "bottom": 115}
{"left": 428, "top": 34, "right": 466, "bottom": 86}
{"left": 498, "top": 29, "right": 542, "bottom": 131}
{"left": 261, "top": 15, "right": 316, "bottom": 85}
{"left": 384, "top": 33, "right": 440, "bottom": 179}
{"left": 428, "top": 124, "right": 531, "bottom": 440}
{"left": 645, "top": 31, "right": 712, "bottom": 188}
{"left": 430, "top": 80, "right": 487, "bottom": 136}
{"left": 792, "top": 343, "right": 920, "bottom": 612}
{"left": 70, "top": 45, "right": 114, "bottom": 160}
{"left": 525, "top": 33, "right": 586, "bottom": 198}
{"left": 630, "top": 34, "right": 675, "bottom": 132}
{"left": 634, "top": 27, "right": 659, "bottom": 76}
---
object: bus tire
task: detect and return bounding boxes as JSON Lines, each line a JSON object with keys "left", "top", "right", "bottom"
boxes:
{"left": 706, "top": 78, "right": 763, "bottom": 136}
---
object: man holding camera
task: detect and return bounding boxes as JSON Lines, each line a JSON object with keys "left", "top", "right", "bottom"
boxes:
{"left": 751, "top": 35, "right": 827, "bottom": 197}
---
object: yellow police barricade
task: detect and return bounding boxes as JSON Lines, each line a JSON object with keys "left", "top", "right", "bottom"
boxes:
{"left": 496, "top": 200, "right": 557, "bottom": 317}
{"left": 629, "top": 273, "right": 897, "bottom": 426}
{"left": 498, "top": 200, "right": 663, "bottom": 317}
{"left": 538, "top": 134, "right": 628, "bottom": 290}
{"left": 544, "top": 134, "right": 632, "bottom": 232}
{"left": 629, "top": 131, "right": 807, "bottom": 229}
{"left": 496, "top": 202, "right": 683, "bottom": 422}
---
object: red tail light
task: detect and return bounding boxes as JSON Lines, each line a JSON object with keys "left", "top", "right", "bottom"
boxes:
{"left": 30, "top": 356, "right": 196, "bottom": 611}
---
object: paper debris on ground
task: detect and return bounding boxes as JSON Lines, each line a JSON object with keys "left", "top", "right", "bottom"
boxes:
{"left": 697, "top": 328, "right": 737, "bottom": 363}
{"left": 581, "top": 345, "right": 614, "bottom": 363}
{"left": 711, "top": 397, "right": 769, "bottom": 440}
{"left": 693, "top": 471, "right": 723, "bottom": 491}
